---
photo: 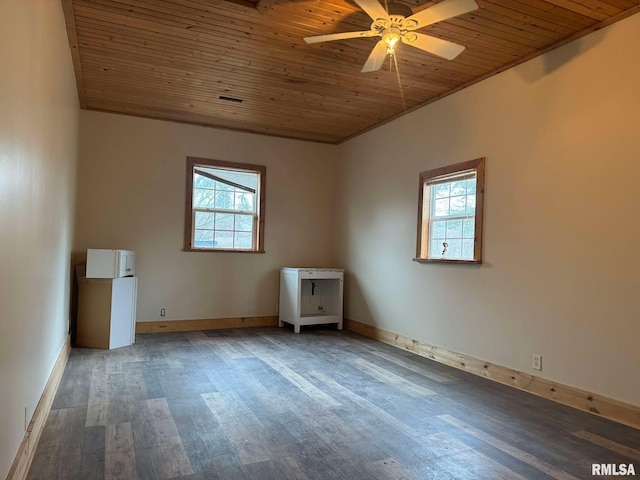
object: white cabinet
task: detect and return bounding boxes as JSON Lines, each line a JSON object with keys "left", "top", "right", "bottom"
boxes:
{"left": 86, "top": 249, "right": 136, "bottom": 279}
{"left": 279, "top": 268, "right": 344, "bottom": 333}
{"left": 77, "top": 273, "right": 137, "bottom": 349}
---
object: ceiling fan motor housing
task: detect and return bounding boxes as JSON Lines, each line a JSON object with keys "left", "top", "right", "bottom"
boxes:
{"left": 386, "top": 3, "right": 413, "bottom": 17}
{"left": 372, "top": 3, "right": 419, "bottom": 34}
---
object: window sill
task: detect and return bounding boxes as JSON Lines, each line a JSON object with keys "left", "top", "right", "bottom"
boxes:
{"left": 413, "top": 258, "right": 482, "bottom": 265}
{"left": 183, "top": 248, "right": 266, "bottom": 254}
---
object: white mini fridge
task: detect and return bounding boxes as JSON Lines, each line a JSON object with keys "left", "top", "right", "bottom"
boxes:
{"left": 279, "top": 268, "right": 344, "bottom": 333}
{"left": 76, "top": 264, "right": 137, "bottom": 349}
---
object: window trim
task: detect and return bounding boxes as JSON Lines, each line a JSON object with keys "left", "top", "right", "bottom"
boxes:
{"left": 183, "top": 156, "right": 266, "bottom": 253}
{"left": 414, "top": 157, "right": 485, "bottom": 264}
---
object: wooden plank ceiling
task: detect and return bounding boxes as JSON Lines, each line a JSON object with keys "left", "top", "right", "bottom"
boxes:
{"left": 62, "top": 0, "right": 640, "bottom": 143}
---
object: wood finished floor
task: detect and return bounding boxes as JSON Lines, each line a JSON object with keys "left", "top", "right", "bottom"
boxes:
{"left": 27, "top": 327, "right": 640, "bottom": 480}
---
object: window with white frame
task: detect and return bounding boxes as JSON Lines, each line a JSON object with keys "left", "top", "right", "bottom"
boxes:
{"left": 184, "top": 157, "right": 266, "bottom": 252}
{"left": 415, "top": 158, "right": 485, "bottom": 263}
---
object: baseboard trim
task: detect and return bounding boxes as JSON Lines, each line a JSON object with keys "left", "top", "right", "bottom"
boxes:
{"left": 136, "top": 316, "right": 279, "bottom": 333}
{"left": 345, "top": 318, "right": 640, "bottom": 430}
{"left": 7, "top": 335, "right": 71, "bottom": 480}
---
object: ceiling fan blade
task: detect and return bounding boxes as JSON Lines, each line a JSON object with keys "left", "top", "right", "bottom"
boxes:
{"left": 361, "top": 42, "right": 389, "bottom": 73}
{"left": 405, "top": 0, "right": 478, "bottom": 29}
{"left": 354, "top": 0, "right": 390, "bottom": 21}
{"left": 304, "top": 30, "right": 378, "bottom": 44}
{"left": 401, "top": 32, "right": 465, "bottom": 60}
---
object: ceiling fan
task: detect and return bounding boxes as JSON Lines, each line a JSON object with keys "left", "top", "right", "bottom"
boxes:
{"left": 303, "top": 0, "right": 478, "bottom": 73}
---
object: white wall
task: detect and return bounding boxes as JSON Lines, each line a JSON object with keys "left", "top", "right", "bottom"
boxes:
{"left": 75, "top": 111, "right": 339, "bottom": 322}
{"left": 0, "top": 1, "right": 79, "bottom": 477}
{"left": 337, "top": 13, "right": 640, "bottom": 406}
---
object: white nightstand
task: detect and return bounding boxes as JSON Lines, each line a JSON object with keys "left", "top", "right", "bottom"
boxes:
{"left": 278, "top": 268, "right": 344, "bottom": 333}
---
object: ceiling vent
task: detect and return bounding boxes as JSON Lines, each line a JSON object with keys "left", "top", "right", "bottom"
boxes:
{"left": 218, "top": 96, "right": 244, "bottom": 103}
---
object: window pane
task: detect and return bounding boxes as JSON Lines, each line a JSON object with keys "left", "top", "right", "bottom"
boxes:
{"left": 193, "top": 188, "right": 215, "bottom": 208}
{"left": 462, "top": 239, "right": 474, "bottom": 259}
{"left": 214, "top": 180, "right": 233, "bottom": 191}
{"left": 235, "top": 214, "right": 253, "bottom": 232}
{"left": 194, "top": 229, "right": 214, "bottom": 248}
{"left": 214, "top": 230, "right": 233, "bottom": 249}
{"left": 214, "top": 213, "right": 234, "bottom": 230}
{"left": 433, "top": 183, "right": 450, "bottom": 199}
{"left": 215, "top": 191, "right": 234, "bottom": 209}
{"left": 434, "top": 198, "right": 449, "bottom": 217}
{"left": 450, "top": 180, "right": 466, "bottom": 196}
{"left": 234, "top": 232, "right": 252, "bottom": 249}
{"left": 195, "top": 211, "right": 214, "bottom": 229}
{"left": 467, "top": 178, "right": 476, "bottom": 194}
{"left": 431, "top": 220, "right": 446, "bottom": 239}
{"left": 235, "top": 192, "right": 255, "bottom": 212}
{"left": 446, "top": 219, "right": 463, "bottom": 238}
{"left": 194, "top": 174, "right": 214, "bottom": 189}
{"left": 450, "top": 196, "right": 466, "bottom": 215}
{"left": 466, "top": 194, "right": 476, "bottom": 214}
{"left": 463, "top": 219, "right": 475, "bottom": 238}
{"left": 445, "top": 239, "right": 462, "bottom": 258}
{"left": 431, "top": 239, "right": 447, "bottom": 257}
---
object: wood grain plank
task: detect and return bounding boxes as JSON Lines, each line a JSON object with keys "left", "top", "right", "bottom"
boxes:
{"left": 571, "top": 430, "right": 640, "bottom": 461}
{"left": 240, "top": 341, "right": 342, "bottom": 408}
{"left": 351, "top": 358, "right": 437, "bottom": 397}
{"left": 86, "top": 373, "right": 129, "bottom": 427}
{"left": 308, "top": 368, "right": 466, "bottom": 459}
{"left": 105, "top": 422, "right": 138, "bottom": 480}
{"left": 368, "top": 350, "right": 455, "bottom": 383}
{"left": 131, "top": 398, "right": 193, "bottom": 477}
{"left": 418, "top": 447, "right": 531, "bottom": 480}
{"left": 365, "top": 458, "right": 417, "bottom": 480}
{"left": 201, "top": 390, "right": 272, "bottom": 465}
{"left": 439, "top": 414, "right": 583, "bottom": 480}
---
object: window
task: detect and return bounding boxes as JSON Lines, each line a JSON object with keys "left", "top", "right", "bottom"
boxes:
{"left": 184, "top": 157, "right": 266, "bottom": 252}
{"left": 415, "top": 158, "right": 485, "bottom": 264}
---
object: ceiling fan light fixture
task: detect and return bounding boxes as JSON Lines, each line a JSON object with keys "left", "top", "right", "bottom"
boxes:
{"left": 382, "top": 28, "right": 401, "bottom": 54}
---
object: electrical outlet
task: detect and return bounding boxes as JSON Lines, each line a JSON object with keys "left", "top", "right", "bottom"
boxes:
{"left": 532, "top": 354, "right": 542, "bottom": 371}
{"left": 160, "top": 308, "right": 166, "bottom": 317}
